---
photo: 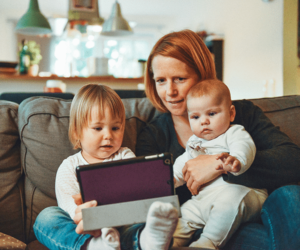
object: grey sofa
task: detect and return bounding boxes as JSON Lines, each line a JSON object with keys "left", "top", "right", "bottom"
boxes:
{"left": 1, "top": 95, "right": 300, "bottom": 250}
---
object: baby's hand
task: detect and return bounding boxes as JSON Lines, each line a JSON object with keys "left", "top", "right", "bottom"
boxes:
{"left": 215, "top": 153, "right": 241, "bottom": 173}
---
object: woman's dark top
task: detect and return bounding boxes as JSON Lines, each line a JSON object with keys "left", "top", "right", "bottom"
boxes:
{"left": 136, "top": 100, "right": 300, "bottom": 204}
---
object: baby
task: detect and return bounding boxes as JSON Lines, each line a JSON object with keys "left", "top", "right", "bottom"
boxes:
{"left": 172, "top": 79, "right": 268, "bottom": 249}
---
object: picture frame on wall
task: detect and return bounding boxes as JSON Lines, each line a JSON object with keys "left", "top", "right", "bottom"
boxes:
{"left": 71, "top": 0, "right": 96, "bottom": 12}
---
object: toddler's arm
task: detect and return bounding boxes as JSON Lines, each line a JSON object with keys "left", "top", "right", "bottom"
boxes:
{"left": 55, "top": 159, "right": 80, "bottom": 219}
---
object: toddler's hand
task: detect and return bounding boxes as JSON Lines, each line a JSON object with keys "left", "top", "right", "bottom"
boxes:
{"left": 72, "top": 193, "right": 83, "bottom": 205}
{"left": 73, "top": 199, "right": 102, "bottom": 237}
{"left": 215, "top": 153, "right": 241, "bottom": 173}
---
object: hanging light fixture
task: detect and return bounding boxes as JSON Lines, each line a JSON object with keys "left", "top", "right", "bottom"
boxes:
{"left": 15, "top": 0, "right": 52, "bottom": 35}
{"left": 101, "top": 0, "right": 133, "bottom": 36}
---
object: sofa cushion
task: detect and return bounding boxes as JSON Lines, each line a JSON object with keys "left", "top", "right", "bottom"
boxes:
{"left": 0, "top": 101, "right": 25, "bottom": 243}
{"left": 0, "top": 232, "right": 26, "bottom": 250}
{"left": 18, "top": 96, "right": 159, "bottom": 243}
{"left": 249, "top": 95, "right": 300, "bottom": 148}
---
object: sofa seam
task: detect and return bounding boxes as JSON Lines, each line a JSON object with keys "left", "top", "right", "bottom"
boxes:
{"left": 263, "top": 105, "right": 300, "bottom": 114}
{"left": 18, "top": 178, "right": 26, "bottom": 243}
{"left": 19, "top": 113, "right": 70, "bottom": 175}
{"left": 26, "top": 185, "right": 36, "bottom": 243}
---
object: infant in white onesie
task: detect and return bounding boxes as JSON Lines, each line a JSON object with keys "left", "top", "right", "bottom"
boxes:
{"left": 172, "top": 79, "right": 268, "bottom": 249}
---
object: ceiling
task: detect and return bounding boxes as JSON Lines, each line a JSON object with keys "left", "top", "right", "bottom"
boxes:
{"left": 0, "top": 0, "right": 191, "bottom": 19}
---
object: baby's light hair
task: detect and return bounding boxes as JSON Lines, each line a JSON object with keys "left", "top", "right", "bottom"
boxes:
{"left": 187, "top": 79, "right": 232, "bottom": 106}
{"left": 69, "top": 84, "right": 125, "bottom": 149}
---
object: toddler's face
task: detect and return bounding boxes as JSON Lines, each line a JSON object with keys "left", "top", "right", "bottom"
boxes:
{"left": 187, "top": 95, "right": 235, "bottom": 140}
{"left": 80, "top": 105, "right": 124, "bottom": 164}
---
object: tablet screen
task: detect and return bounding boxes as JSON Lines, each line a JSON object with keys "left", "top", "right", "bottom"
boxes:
{"left": 76, "top": 153, "right": 174, "bottom": 205}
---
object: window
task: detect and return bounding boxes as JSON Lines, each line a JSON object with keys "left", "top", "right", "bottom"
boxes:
{"left": 53, "top": 32, "right": 153, "bottom": 78}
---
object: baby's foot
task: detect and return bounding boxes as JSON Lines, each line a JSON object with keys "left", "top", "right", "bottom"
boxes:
{"left": 140, "top": 201, "right": 179, "bottom": 250}
{"left": 189, "top": 236, "right": 216, "bottom": 249}
{"left": 86, "top": 227, "right": 120, "bottom": 250}
{"left": 101, "top": 227, "right": 121, "bottom": 250}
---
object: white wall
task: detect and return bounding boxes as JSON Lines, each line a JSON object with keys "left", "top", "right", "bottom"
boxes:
{"left": 0, "top": 0, "right": 298, "bottom": 99}
{"left": 0, "top": 14, "right": 18, "bottom": 61}
{"left": 149, "top": 0, "right": 286, "bottom": 100}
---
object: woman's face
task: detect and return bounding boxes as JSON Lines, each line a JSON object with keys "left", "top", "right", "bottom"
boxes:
{"left": 152, "top": 55, "right": 200, "bottom": 116}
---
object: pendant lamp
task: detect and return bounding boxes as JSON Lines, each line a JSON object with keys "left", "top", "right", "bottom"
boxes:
{"left": 101, "top": 0, "right": 133, "bottom": 36}
{"left": 15, "top": 0, "right": 52, "bottom": 35}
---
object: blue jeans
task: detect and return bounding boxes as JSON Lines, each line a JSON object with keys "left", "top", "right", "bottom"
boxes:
{"left": 33, "top": 207, "right": 91, "bottom": 250}
{"left": 222, "top": 185, "right": 300, "bottom": 250}
{"left": 33, "top": 207, "right": 144, "bottom": 250}
{"left": 34, "top": 185, "right": 300, "bottom": 250}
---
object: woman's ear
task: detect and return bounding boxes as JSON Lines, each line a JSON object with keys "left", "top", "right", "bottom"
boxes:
{"left": 230, "top": 105, "right": 236, "bottom": 122}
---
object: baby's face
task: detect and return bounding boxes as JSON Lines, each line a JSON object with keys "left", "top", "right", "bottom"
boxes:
{"left": 80, "top": 105, "right": 124, "bottom": 164}
{"left": 187, "top": 95, "right": 235, "bottom": 140}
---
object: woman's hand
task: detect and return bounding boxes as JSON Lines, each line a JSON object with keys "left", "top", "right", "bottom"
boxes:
{"left": 72, "top": 194, "right": 102, "bottom": 237}
{"left": 182, "top": 154, "right": 225, "bottom": 195}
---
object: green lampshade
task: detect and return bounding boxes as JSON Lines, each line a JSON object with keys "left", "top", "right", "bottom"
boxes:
{"left": 15, "top": 0, "right": 52, "bottom": 35}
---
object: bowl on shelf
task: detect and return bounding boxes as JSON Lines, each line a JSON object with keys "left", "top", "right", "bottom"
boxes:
{"left": 0, "top": 61, "right": 18, "bottom": 75}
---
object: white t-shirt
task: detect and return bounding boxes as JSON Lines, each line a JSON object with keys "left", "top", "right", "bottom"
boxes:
{"left": 55, "top": 147, "right": 135, "bottom": 219}
{"left": 173, "top": 125, "right": 256, "bottom": 191}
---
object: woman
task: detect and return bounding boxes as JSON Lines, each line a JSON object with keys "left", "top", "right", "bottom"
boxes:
{"left": 135, "top": 29, "right": 300, "bottom": 249}
{"left": 34, "top": 29, "right": 300, "bottom": 250}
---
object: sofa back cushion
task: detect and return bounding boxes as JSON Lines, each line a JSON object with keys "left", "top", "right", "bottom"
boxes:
{"left": 249, "top": 95, "right": 300, "bottom": 148}
{"left": 0, "top": 101, "right": 25, "bottom": 243}
{"left": 18, "top": 96, "right": 159, "bottom": 243}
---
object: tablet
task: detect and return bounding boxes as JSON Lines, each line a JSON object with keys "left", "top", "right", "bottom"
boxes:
{"left": 76, "top": 152, "right": 174, "bottom": 206}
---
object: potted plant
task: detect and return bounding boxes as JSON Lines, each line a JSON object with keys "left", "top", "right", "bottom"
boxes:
{"left": 19, "top": 40, "right": 42, "bottom": 76}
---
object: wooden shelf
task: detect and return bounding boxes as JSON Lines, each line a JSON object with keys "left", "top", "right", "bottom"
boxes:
{"left": 0, "top": 74, "right": 144, "bottom": 84}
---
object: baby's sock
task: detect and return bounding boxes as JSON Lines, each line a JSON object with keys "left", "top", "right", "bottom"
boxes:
{"left": 140, "top": 201, "right": 179, "bottom": 250}
{"left": 101, "top": 227, "right": 121, "bottom": 250}
{"left": 86, "top": 227, "right": 121, "bottom": 250}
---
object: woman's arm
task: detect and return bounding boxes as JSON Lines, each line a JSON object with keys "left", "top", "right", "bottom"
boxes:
{"left": 136, "top": 114, "right": 185, "bottom": 159}
{"left": 136, "top": 113, "right": 226, "bottom": 196}
{"left": 228, "top": 100, "right": 300, "bottom": 192}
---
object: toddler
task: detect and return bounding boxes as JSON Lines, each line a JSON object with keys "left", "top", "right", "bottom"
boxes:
{"left": 172, "top": 79, "right": 268, "bottom": 249}
{"left": 55, "top": 84, "right": 178, "bottom": 250}
{"left": 55, "top": 84, "right": 135, "bottom": 250}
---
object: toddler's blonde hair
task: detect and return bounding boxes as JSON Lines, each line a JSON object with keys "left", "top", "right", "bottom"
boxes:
{"left": 69, "top": 84, "right": 125, "bottom": 149}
